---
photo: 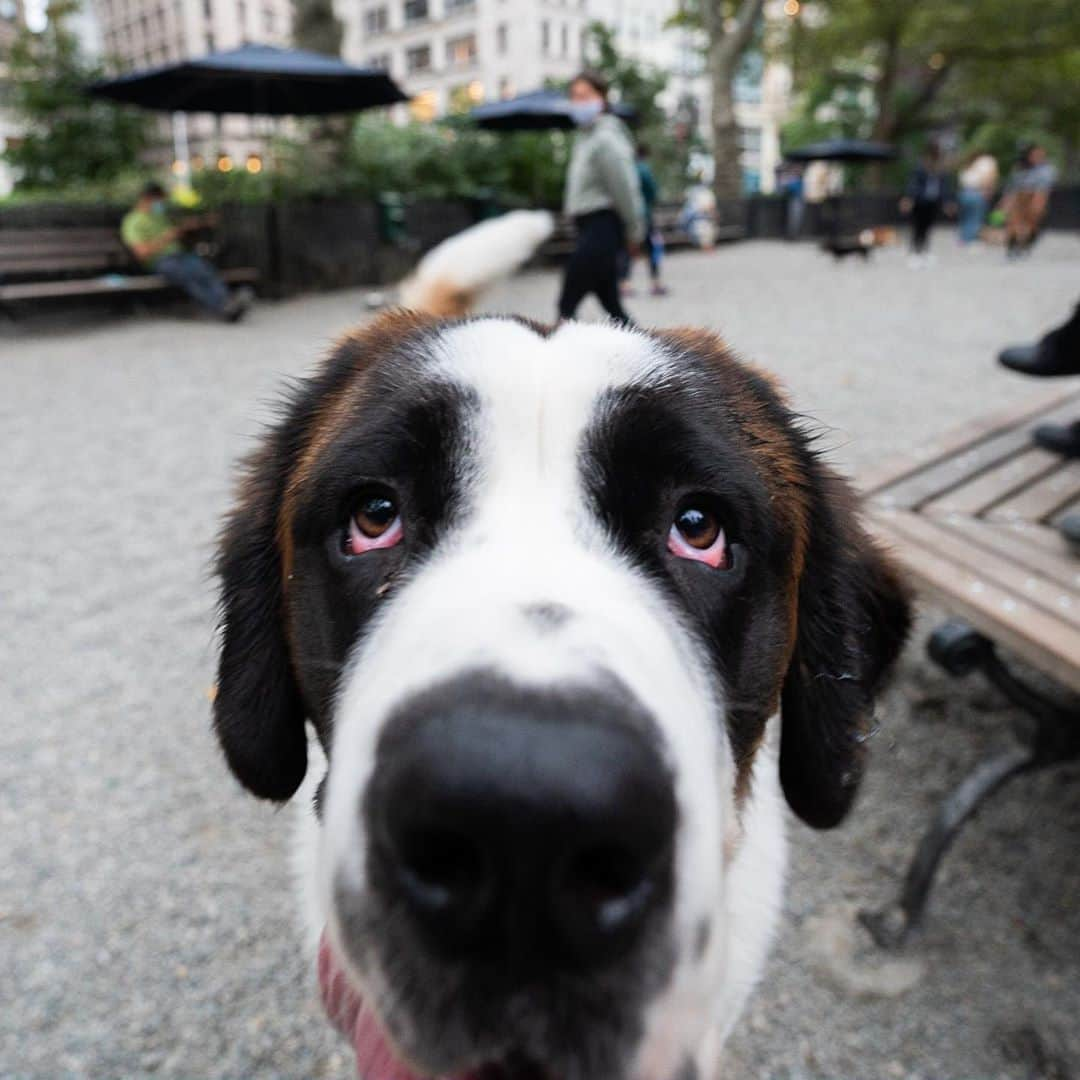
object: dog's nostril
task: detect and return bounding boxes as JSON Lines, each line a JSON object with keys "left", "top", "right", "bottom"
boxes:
{"left": 394, "top": 827, "right": 488, "bottom": 912}
{"left": 559, "top": 843, "right": 662, "bottom": 935}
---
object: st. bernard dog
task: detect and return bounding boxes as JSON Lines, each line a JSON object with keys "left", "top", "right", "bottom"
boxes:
{"left": 214, "top": 310, "right": 910, "bottom": 1080}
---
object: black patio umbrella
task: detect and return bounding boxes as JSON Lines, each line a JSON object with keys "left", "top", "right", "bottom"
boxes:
{"left": 87, "top": 43, "right": 407, "bottom": 116}
{"left": 470, "top": 89, "right": 636, "bottom": 132}
{"left": 785, "top": 139, "right": 896, "bottom": 163}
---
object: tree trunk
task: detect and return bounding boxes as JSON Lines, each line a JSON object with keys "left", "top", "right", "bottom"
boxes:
{"left": 710, "top": 45, "right": 743, "bottom": 201}
{"left": 704, "top": 0, "right": 765, "bottom": 202}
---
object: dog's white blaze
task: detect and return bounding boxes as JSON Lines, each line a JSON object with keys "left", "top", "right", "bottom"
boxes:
{"left": 319, "top": 318, "right": 778, "bottom": 1074}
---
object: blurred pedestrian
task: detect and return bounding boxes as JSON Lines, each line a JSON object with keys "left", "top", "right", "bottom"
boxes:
{"left": 621, "top": 144, "right": 668, "bottom": 298}
{"left": 558, "top": 71, "right": 645, "bottom": 324}
{"left": 1000, "top": 143, "right": 1056, "bottom": 258}
{"left": 121, "top": 182, "right": 250, "bottom": 322}
{"left": 780, "top": 163, "right": 805, "bottom": 241}
{"left": 899, "top": 142, "right": 955, "bottom": 265}
{"left": 957, "top": 150, "right": 998, "bottom": 245}
{"left": 679, "top": 174, "right": 717, "bottom": 249}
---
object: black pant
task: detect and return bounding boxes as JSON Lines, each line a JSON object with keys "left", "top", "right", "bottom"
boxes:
{"left": 558, "top": 209, "right": 632, "bottom": 324}
{"left": 910, "top": 200, "right": 940, "bottom": 253}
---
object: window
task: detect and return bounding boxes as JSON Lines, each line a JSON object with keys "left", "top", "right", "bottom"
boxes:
{"left": 364, "top": 6, "right": 388, "bottom": 35}
{"left": 495, "top": 23, "right": 508, "bottom": 54}
{"left": 540, "top": 19, "right": 549, "bottom": 53}
{"left": 498, "top": 75, "right": 513, "bottom": 99}
{"left": 405, "top": 44, "right": 432, "bottom": 72}
{"left": 263, "top": 6, "right": 274, "bottom": 32}
{"left": 560, "top": 22, "right": 567, "bottom": 55}
{"left": 445, "top": 0, "right": 475, "bottom": 12}
{"left": 403, "top": 0, "right": 428, "bottom": 24}
{"left": 367, "top": 52, "right": 392, "bottom": 71}
{"left": 446, "top": 33, "right": 476, "bottom": 67}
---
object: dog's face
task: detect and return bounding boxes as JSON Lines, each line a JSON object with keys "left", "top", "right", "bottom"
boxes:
{"left": 215, "top": 313, "right": 909, "bottom": 1080}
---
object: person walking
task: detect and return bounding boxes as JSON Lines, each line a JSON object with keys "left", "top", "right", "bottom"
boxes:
{"left": 899, "top": 143, "right": 954, "bottom": 265}
{"left": 957, "top": 150, "right": 998, "bottom": 245}
{"left": 121, "top": 182, "right": 250, "bottom": 321}
{"left": 620, "top": 144, "right": 668, "bottom": 298}
{"left": 1001, "top": 143, "right": 1057, "bottom": 258}
{"left": 558, "top": 71, "right": 645, "bottom": 324}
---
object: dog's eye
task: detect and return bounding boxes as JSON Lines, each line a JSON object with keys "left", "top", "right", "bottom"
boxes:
{"left": 346, "top": 491, "right": 403, "bottom": 555}
{"left": 668, "top": 504, "right": 729, "bottom": 569}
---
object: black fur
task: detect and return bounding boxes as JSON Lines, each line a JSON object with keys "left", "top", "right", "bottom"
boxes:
{"left": 214, "top": 318, "right": 466, "bottom": 800}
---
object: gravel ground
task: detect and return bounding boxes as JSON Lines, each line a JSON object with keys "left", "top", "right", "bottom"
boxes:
{"left": 2, "top": 233, "right": 1079, "bottom": 1080}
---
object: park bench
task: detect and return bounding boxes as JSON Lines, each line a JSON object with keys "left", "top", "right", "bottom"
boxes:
{"left": 857, "top": 386, "right": 1080, "bottom": 948}
{"left": 0, "top": 225, "right": 258, "bottom": 312}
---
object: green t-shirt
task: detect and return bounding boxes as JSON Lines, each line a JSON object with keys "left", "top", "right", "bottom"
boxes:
{"left": 121, "top": 208, "right": 181, "bottom": 266}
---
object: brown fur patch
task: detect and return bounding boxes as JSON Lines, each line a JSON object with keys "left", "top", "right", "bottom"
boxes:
{"left": 277, "top": 308, "right": 440, "bottom": 580}
{"left": 401, "top": 277, "right": 476, "bottom": 318}
{"left": 658, "top": 326, "right": 814, "bottom": 801}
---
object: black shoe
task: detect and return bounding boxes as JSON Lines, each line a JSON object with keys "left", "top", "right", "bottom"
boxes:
{"left": 1032, "top": 421, "right": 1080, "bottom": 459}
{"left": 223, "top": 295, "right": 250, "bottom": 323}
{"left": 1061, "top": 513, "right": 1080, "bottom": 555}
{"left": 999, "top": 341, "right": 1080, "bottom": 376}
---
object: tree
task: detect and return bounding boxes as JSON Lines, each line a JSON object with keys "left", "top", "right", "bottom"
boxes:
{"left": 291, "top": 0, "right": 343, "bottom": 58}
{"left": 790, "top": 0, "right": 1080, "bottom": 150}
{"left": 670, "top": 1, "right": 766, "bottom": 200}
{"left": 3, "top": 0, "right": 150, "bottom": 191}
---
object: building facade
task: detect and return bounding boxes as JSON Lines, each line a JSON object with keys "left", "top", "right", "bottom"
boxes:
{"left": 335, "top": 0, "right": 790, "bottom": 191}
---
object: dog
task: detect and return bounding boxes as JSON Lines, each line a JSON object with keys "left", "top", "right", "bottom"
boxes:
{"left": 397, "top": 210, "right": 555, "bottom": 317}
{"left": 214, "top": 311, "right": 910, "bottom": 1080}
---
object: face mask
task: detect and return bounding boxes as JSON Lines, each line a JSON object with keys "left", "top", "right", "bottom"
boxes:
{"left": 570, "top": 100, "right": 604, "bottom": 127}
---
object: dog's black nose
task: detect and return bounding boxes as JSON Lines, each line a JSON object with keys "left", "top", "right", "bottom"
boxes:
{"left": 365, "top": 676, "right": 676, "bottom": 973}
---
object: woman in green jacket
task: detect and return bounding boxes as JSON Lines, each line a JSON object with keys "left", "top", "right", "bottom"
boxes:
{"left": 558, "top": 71, "right": 645, "bottom": 325}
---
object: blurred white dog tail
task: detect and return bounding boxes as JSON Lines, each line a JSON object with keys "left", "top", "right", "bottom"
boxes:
{"left": 398, "top": 209, "right": 555, "bottom": 316}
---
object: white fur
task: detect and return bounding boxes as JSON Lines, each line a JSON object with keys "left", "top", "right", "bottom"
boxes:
{"left": 397, "top": 210, "right": 555, "bottom": 310}
{"left": 306, "top": 318, "right": 789, "bottom": 1078}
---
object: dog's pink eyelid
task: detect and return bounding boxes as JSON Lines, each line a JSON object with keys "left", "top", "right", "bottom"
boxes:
{"left": 667, "top": 523, "right": 728, "bottom": 569}
{"left": 348, "top": 514, "right": 403, "bottom": 555}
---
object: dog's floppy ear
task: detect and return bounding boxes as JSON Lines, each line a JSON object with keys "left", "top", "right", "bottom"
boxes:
{"left": 214, "top": 429, "right": 308, "bottom": 802}
{"left": 780, "top": 466, "right": 911, "bottom": 829}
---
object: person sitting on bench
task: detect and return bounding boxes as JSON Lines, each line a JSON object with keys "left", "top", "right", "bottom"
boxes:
{"left": 999, "top": 298, "right": 1080, "bottom": 551}
{"left": 121, "top": 183, "right": 250, "bottom": 323}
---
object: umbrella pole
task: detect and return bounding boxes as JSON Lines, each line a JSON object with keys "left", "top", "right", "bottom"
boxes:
{"left": 172, "top": 111, "right": 191, "bottom": 182}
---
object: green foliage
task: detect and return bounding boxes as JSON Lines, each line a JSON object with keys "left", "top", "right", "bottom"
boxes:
{"left": 3, "top": 0, "right": 151, "bottom": 191}
{"left": 784, "top": 0, "right": 1080, "bottom": 174}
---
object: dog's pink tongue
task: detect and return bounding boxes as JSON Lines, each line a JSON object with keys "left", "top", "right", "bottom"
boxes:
{"left": 318, "top": 934, "right": 483, "bottom": 1080}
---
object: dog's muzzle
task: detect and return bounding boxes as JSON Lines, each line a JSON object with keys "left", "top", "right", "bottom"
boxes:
{"left": 325, "top": 674, "right": 678, "bottom": 1077}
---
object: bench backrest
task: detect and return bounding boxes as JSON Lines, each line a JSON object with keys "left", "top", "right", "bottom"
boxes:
{"left": 0, "top": 227, "right": 135, "bottom": 279}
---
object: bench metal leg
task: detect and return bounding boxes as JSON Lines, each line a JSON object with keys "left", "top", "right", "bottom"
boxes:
{"left": 860, "top": 619, "right": 1080, "bottom": 949}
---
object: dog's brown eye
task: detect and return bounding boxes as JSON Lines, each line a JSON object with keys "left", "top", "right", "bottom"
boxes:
{"left": 354, "top": 494, "right": 397, "bottom": 538}
{"left": 346, "top": 492, "right": 403, "bottom": 556}
{"left": 668, "top": 504, "right": 729, "bottom": 569}
{"left": 674, "top": 506, "right": 720, "bottom": 550}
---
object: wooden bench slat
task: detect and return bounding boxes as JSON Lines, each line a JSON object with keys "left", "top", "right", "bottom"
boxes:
{"left": 985, "top": 460, "right": 1080, "bottom": 524}
{"left": 919, "top": 447, "right": 1061, "bottom": 517}
{"left": 0, "top": 266, "right": 257, "bottom": 302}
{"left": 870, "top": 509, "right": 1080, "bottom": 693}
{"left": 934, "top": 516, "right": 1080, "bottom": 591}
{"left": 875, "top": 506, "right": 1080, "bottom": 631}
{"left": 859, "top": 387, "right": 1080, "bottom": 497}
{"left": 872, "top": 396, "right": 1080, "bottom": 511}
